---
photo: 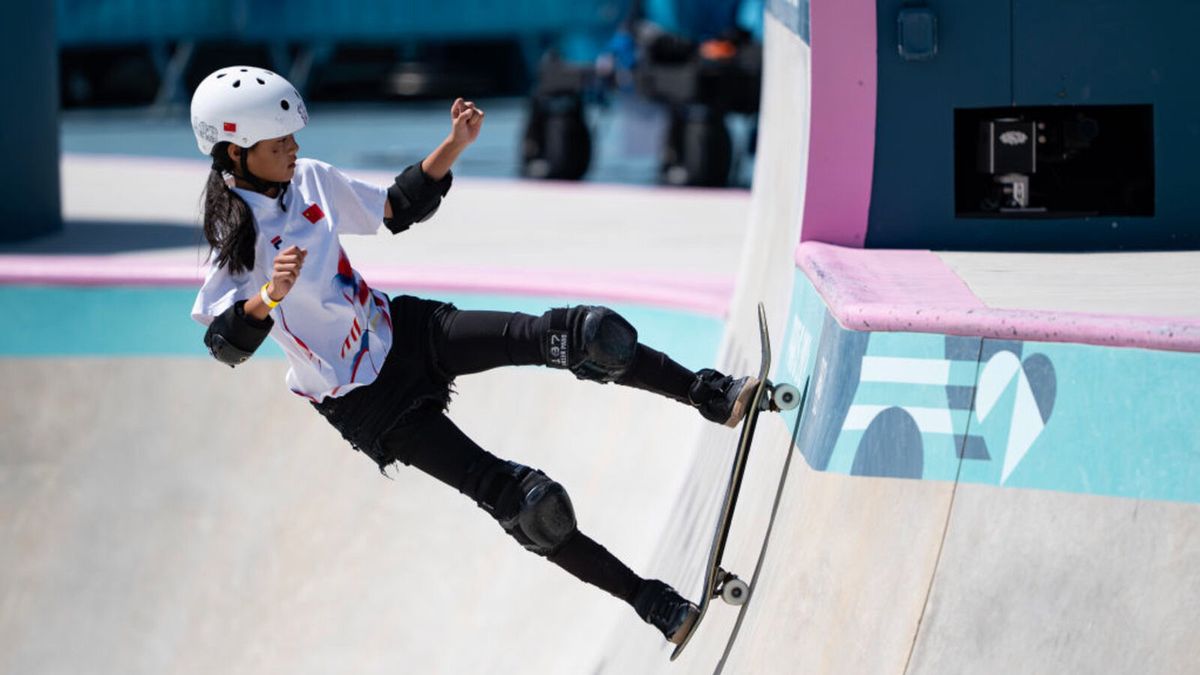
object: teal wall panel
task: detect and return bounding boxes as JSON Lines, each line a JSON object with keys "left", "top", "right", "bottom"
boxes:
{"left": 0, "top": 286, "right": 722, "bottom": 373}
{"left": 778, "top": 268, "right": 1200, "bottom": 504}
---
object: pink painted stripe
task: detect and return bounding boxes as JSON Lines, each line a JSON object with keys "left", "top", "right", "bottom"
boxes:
{"left": 801, "top": 0, "right": 877, "bottom": 247}
{"left": 0, "top": 254, "right": 732, "bottom": 317}
{"left": 797, "top": 242, "right": 1200, "bottom": 353}
{"left": 0, "top": 255, "right": 207, "bottom": 286}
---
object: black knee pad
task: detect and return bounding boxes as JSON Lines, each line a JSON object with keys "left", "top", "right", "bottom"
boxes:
{"left": 469, "top": 459, "right": 578, "bottom": 556}
{"left": 542, "top": 306, "right": 638, "bottom": 383}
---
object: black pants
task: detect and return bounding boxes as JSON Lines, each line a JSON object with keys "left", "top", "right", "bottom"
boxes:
{"left": 378, "top": 306, "right": 698, "bottom": 606}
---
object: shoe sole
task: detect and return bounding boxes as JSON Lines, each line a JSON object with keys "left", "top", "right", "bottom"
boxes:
{"left": 723, "top": 377, "right": 761, "bottom": 428}
{"left": 668, "top": 605, "right": 702, "bottom": 645}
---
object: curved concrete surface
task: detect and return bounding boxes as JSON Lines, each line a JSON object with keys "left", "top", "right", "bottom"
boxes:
{"left": 595, "top": 5, "right": 1200, "bottom": 675}
{"left": 0, "top": 358, "right": 705, "bottom": 674}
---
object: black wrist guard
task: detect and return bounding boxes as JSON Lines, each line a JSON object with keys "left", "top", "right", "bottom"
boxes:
{"left": 204, "top": 300, "right": 274, "bottom": 367}
{"left": 383, "top": 163, "right": 453, "bottom": 234}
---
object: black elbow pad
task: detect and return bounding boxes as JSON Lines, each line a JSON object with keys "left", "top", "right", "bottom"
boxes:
{"left": 384, "top": 164, "right": 453, "bottom": 234}
{"left": 204, "top": 300, "right": 274, "bottom": 367}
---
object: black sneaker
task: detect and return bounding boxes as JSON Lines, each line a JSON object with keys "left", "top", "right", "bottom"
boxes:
{"left": 689, "top": 369, "right": 760, "bottom": 428}
{"left": 633, "top": 580, "right": 701, "bottom": 645}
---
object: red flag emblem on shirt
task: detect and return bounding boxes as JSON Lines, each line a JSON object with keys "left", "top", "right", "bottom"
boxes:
{"left": 223, "top": 122, "right": 237, "bottom": 133}
{"left": 302, "top": 204, "right": 325, "bottom": 223}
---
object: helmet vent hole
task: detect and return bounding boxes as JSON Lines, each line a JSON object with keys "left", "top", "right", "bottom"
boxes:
{"left": 240, "top": 68, "right": 248, "bottom": 72}
{"left": 280, "top": 100, "right": 290, "bottom": 111}
{"left": 216, "top": 73, "right": 226, "bottom": 78}
{"left": 232, "top": 80, "right": 241, "bottom": 88}
{"left": 256, "top": 78, "right": 265, "bottom": 85}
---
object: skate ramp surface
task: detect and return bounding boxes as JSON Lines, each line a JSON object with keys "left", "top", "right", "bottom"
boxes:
{"left": 0, "top": 154, "right": 741, "bottom": 672}
{"left": 7, "top": 2, "right": 1200, "bottom": 673}
{"left": 591, "top": 5, "right": 1200, "bottom": 674}
{"left": 604, "top": 252, "right": 1200, "bottom": 674}
{"left": 0, "top": 314, "right": 719, "bottom": 674}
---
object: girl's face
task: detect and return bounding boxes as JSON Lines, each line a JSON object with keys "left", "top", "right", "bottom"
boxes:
{"left": 232, "top": 134, "right": 299, "bottom": 185}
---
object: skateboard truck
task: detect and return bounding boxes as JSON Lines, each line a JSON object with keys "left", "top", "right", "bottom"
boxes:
{"left": 714, "top": 567, "right": 750, "bottom": 606}
{"left": 762, "top": 380, "right": 802, "bottom": 413}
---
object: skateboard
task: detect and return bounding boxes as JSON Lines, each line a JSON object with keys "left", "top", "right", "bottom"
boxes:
{"left": 671, "top": 302, "right": 800, "bottom": 661}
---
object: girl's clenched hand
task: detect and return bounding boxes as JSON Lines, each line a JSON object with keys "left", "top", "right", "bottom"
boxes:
{"left": 267, "top": 245, "right": 307, "bottom": 301}
{"left": 449, "top": 98, "right": 484, "bottom": 146}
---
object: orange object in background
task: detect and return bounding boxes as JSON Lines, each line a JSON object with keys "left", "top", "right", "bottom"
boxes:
{"left": 700, "top": 40, "right": 737, "bottom": 61}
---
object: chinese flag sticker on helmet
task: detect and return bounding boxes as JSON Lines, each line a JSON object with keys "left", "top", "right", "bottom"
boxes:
{"left": 190, "top": 66, "right": 308, "bottom": 156}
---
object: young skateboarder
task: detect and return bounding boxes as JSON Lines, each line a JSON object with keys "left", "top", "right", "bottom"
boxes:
{"left": 189, "top": 66, "right": 756, "bottom": 644}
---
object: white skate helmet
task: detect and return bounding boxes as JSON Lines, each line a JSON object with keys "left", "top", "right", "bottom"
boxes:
{"left": 190, "top": 66, "right": 308, "bottom": 156}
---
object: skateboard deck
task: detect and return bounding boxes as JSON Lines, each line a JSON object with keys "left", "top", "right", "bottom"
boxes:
{"left": 671, "top": 302, "right": 798, "bottom": 660}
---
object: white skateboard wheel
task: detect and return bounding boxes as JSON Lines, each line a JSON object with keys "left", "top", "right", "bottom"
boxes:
{"left": 772, "top": 383, "right": 801, "bottom": 411}
{"left": 721, "top": 577, "right": 750, "bottom": 606}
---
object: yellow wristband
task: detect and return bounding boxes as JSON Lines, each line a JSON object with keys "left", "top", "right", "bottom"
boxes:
{"left": 260, "top": 283, "right": 280, "bottom": 309}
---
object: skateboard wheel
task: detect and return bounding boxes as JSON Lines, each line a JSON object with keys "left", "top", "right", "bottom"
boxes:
{"left": 721, "top": 577, "right": 750, "bottom": 606}
{"left": 772, "top": 383, "right": 801, "bottom": 411}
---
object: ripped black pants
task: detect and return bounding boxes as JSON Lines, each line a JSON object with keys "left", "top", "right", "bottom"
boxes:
{"left": 377, "top": 305, "right": 698, "bottom": 606}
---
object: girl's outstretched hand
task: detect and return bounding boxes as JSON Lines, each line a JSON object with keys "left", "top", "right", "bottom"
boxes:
{"left": 267, "top": 245, "right": 307, "bottom": 301}
{"left": 450, "top": 98, "right": 484, "bottom": 146}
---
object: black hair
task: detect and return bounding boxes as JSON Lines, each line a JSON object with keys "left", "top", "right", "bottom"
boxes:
{"left": 202, "top": 141, "right": 256, "bottom": 274}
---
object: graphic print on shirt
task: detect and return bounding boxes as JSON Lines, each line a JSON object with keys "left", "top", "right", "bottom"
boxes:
{"left": 277, "top": 307, "right": 318, "bottom": 364}
{"left": 334, "top": 247, "right": 392, "bottom": 382}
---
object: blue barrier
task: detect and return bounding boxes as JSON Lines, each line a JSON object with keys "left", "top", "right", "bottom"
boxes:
{"left": 241, "top": 0, "right": 628, "bottom": 40}
{"left": 57, "top": 0, "right": 237, "bottom": 45}
{"left": 58, "top": 0, "right": 630, "bottom": 45}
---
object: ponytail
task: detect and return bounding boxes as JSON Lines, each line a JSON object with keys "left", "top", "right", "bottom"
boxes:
{"left": 202, "top": 142, "right": 256, "bottom": 274}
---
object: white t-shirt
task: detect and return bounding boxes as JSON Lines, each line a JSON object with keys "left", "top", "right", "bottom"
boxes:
{"left": 191, "top": 158, "right": 393, "bottom": 402}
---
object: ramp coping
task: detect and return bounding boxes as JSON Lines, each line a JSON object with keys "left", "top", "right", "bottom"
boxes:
{"left": 796, "top": 241, "right": 1200, "bottom": 353}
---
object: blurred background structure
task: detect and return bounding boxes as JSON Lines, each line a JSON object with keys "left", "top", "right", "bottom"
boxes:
{"left": 46, "top": 0, "right": 765, "bottom": 200}
{"left": 0, "top": 3, "right": 61, "bottom": 242}
{"left": 56, "top": 0, "right": 630, "bottom": 104}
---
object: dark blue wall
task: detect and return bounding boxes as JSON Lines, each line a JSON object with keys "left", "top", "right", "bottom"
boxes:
{"left": 868, "top": 0, "right": 1200, "bottom": 250}
{"left": 1, "top": 2, "right": 60, "bottom": 242}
